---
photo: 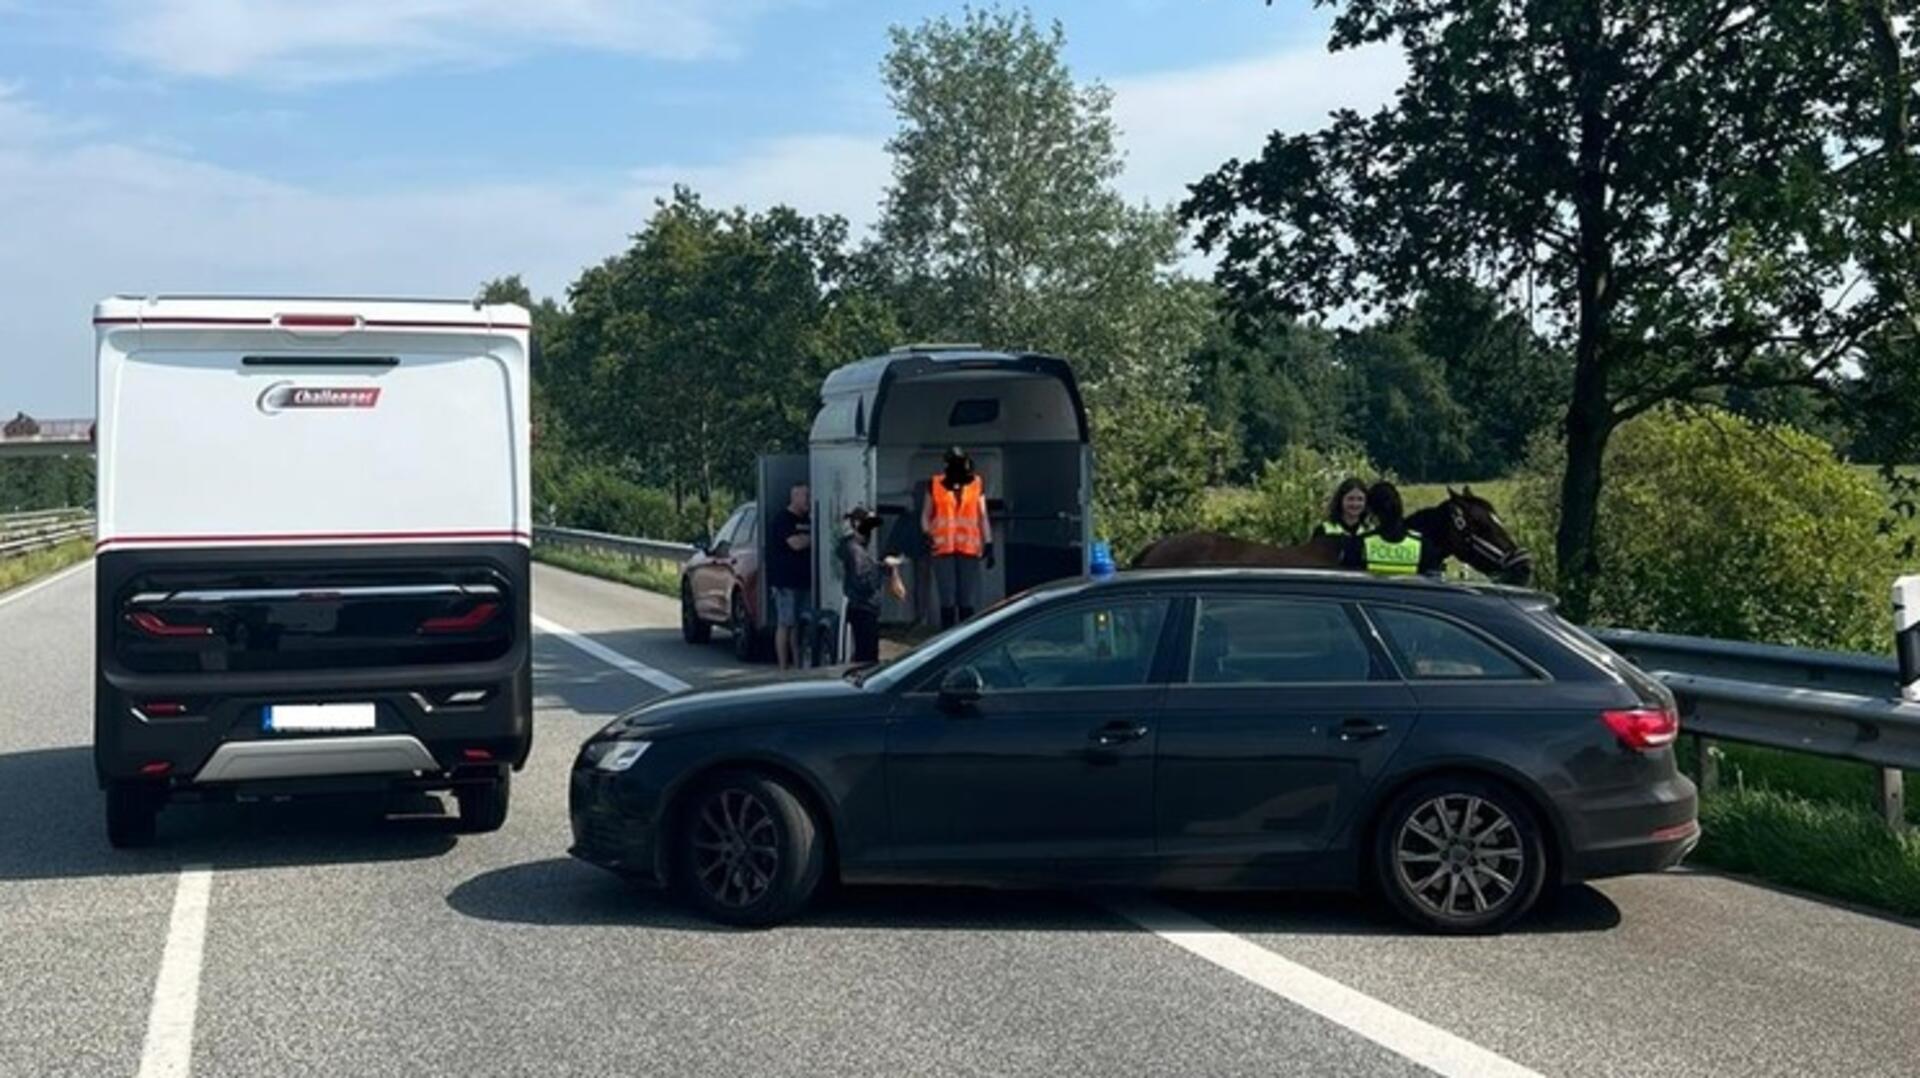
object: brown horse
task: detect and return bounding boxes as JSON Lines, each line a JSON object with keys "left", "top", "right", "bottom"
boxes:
{"left": 1133, "top": 487, "right": 1534, "bottom": 585}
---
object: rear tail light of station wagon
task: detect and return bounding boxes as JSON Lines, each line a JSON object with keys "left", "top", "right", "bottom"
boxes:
{"left": 1602, "top": 707, "right": 1680, "bottom": 751}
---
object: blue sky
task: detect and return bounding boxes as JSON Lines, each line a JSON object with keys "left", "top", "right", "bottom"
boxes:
{"left": 0, "top": 1, "right": 1401, "bottom": 415}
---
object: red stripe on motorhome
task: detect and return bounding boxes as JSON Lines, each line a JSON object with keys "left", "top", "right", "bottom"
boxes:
{"left": 101, "top": 526, "right": 529, "bottom": 549}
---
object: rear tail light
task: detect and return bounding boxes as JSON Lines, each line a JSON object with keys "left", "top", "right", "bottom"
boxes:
{"left": 139, "top": 761, "right": 172, "bottom": 776}
{"left": 139, "top": 701, "right": 188, "bottom": 718}
{"left": 418, "top": 602, "right": 501, "bottom": 635}
{"left": 128, "top": 611, "right": 214, "bottom": 638}
{"left": 1602, "top": 707, "right": 1680, "bottom": 751}
{"left": 461, "top": 748, "right": 494, "bottom": 762}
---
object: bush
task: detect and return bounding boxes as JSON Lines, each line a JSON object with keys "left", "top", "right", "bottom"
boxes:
{"left": 1202, "top": 444, "right": 1386, "bottom": 546}
{"left": 1511, "top": 406, "right": 1910, "bottom": 652}
{"left": 539, "top": 461, "right": 701, "bottom": 542}
{"left": 1694, "top": 785, "right": 1920, "bottom": 919}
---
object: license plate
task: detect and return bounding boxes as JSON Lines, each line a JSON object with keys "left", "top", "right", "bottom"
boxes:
{"left": 264, "top": 703, "right": 377, "bottom": 733}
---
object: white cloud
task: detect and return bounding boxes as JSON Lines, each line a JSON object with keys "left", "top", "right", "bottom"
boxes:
{"left": 107, "top": 0, "right": 769, "bottom": 83}
{"left": 0, "top": 39, "right": 1407, "bottom": 413}
{"left": 1110, "top": 39, "right": 1405, "bottom": 208}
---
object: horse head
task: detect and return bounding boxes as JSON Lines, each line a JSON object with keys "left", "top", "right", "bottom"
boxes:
{"left": 1421, "top": 486, "right": 1534, "bottom": 585}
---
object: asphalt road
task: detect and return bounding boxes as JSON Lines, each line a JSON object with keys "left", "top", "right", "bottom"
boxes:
{"left": 2, "top": 561, "right": 1917, "bottom": 1077}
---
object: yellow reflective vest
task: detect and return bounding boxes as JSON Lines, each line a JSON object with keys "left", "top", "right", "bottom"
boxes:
{"left": 1363, "top": 530, "right": 1424, "bottom": 576}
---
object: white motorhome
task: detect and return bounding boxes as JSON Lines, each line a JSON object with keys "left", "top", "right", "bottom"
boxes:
{"left": 92, "top": 295, "right": 533, "bottom": 846}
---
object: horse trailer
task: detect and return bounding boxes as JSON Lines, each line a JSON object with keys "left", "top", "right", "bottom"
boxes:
{"left": 91, "top": 294, "right": 534, "bottom": 846}
{"left": 802, "top": 346, "right": 1094, "bottom": 637}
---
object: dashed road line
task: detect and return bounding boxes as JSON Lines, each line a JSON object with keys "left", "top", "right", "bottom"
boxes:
{"left": 137, "top": 866, "right": 213, "bottom": 1078}
{"left": 1109, "top": 895, "right": 1542, "bottom": 1078}
{"left": 533, "top": 613, "right": 692, "bottom": 693}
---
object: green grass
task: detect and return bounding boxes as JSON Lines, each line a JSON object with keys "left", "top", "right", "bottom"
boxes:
{"left": 0, "top": 538, "right": 91, "bottom": 595}
{"left": 534, "top": 543, "right": 681, "bottom": 599}
{"left": 1678, "top": 741, "right": 1920, "bottom": 919}
{"left": 1693, "top": 785, "right": 1920, "bottom": 919}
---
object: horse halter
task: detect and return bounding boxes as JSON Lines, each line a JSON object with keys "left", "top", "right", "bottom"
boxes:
{"left": 1449, "top": 505, "right": 1532, "bottom": 573}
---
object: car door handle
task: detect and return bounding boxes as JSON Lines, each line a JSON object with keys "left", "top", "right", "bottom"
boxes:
{"left": 1336, "top": 718, "right": 1389, "bottom": 742}
{"left": 1089, "top": 721, "right": 1149, "bottom": 746}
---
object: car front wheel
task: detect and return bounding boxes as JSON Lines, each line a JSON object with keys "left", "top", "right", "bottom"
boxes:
{"left": 672, "top": 770, "right": 825, "bottom": 927}
{"left": 1373, "top": 776, "right": 1546, "bottom": 934}
{"left": 730, "top": 591, "right": 761, "bottom": 662}
{"left": 681, "top": 580, "right": 711, "bottom": 644}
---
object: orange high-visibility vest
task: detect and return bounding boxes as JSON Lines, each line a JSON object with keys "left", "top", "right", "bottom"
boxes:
{"left": 929, "top": 474, "right": 985, "bottom": 557}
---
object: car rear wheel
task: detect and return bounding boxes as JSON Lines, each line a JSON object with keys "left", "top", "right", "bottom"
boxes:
{"left": 672, "top": 770, "right": 824, "bottom": 927}
{"left": 455, "top": 771, "right": 511, "bottom": 833}
{"left": 1373, "top": 776, "right": 1545, "bottom": 934}
{"left": 681, "top": 581, "right": 711, "bottom": 644}
{"left": 106, "top": 782, "right": 161, "bottom": 849}
{"left": 730, "top": 591, "right": 761, "bottom": 662}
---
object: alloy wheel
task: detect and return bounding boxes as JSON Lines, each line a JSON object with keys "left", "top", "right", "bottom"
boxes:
{"left": 691, "top": 788, "right": 781, "bottom": 909}
{"left": 1393, "top": 794, "right": 1524, "bottom": 920}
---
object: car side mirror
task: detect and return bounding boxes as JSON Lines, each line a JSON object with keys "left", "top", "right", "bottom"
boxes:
{"left": 938, "top": 666, "right": 984, "bottom": 709}
{"left": 691, "top": 532, "right": 712, "bottom": 555}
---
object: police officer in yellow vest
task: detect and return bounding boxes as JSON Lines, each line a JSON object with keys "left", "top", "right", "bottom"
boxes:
{"left": 1358, "top": 481, "right": 1425, "bottom": 576}
{"left": 921, "top": 446, "right": 994, "bottom": 628}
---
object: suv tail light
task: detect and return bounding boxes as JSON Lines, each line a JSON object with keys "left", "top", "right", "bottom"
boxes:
{"left": 1602, "top": 707, "right": 1680, "bottom": 751}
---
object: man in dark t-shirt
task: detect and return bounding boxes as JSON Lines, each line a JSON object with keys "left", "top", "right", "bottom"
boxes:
{"left": 767, "top": 483, "right": 812, "bottom": 670}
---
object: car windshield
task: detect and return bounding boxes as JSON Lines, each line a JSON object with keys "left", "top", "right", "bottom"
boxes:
{"left": 852, "top": 587, "right": 1055, "bottom": 691}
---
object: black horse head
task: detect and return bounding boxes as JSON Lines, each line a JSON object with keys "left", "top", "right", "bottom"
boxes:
{"left": 1412, "top": 486, "right": 1534, "bottom": 585}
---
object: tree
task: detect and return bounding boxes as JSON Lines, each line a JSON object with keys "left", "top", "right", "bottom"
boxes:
{"left": 1510, "top": 407, "right": 1909, "bottom": 653}
{"left": 1185, "top": 1, "right": 1920, "bottom": 619}
{"left": 547, "top": 189, "right": 897, "bottom": 528}
{"left": 1192, "top": 314, "right": 1353, "bottom": 482}
{"left": 1398, "top": 280, "right": 1568, "bottom": 476}
{"left": 875, "top": 7, "right": 1221, "bottom": 545}
{"left": 1335, "top": 326, "right": 1475, "bottom": 482}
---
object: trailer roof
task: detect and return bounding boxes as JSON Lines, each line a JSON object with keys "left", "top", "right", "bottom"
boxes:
{"left": 814, "top": 347, "right": 1090, "bottom": 446}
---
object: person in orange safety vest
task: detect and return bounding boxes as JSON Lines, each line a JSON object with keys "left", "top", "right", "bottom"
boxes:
{"left": 920, "top": 446, "right": 994, "bottom": 628}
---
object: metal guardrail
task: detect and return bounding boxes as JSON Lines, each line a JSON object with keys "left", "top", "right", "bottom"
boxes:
{"left": 1590, "top": 628, "right": 1898, "bottom": 700}
{"left": 532, "top": 525, "right": 696, "bottom": 564}
{"left": 0, "top": 508, "right": 95, "bottom": 559}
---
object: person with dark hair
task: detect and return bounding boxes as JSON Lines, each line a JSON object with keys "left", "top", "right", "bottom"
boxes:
{"left": 838, "top": 506, "right": 904, "bottom": 664}
{"left": 1358, "top": 480, "right": 1425, "bottom": 576}
{"left": 921, "top": 446, "right": 992, "bottom": 628}
{"left": 1318, "top": 477, "right": 1371, "bottom": 539}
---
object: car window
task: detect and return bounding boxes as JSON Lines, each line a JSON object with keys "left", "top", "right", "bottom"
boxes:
{"left": 713, "top": 506, "right": 749, "bottom": 550}
{"left": 737, "top": 506, "right": 760, "bottom": 548}
{"left": 1366, "top": 606, "right": 1533, "bottom": 681}
{"left": 1190, "top": 597, "right": 1379, "bottom": 684}
{"left": 956, "top": 599, "right": 1170, "bottom": 692}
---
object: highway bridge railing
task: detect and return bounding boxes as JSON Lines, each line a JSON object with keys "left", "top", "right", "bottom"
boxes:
{"left": 533, "top": 522, "right": 1919, "bottom": 828}
{"left": 0, "top": 507, "right": 94, "bottom": 560}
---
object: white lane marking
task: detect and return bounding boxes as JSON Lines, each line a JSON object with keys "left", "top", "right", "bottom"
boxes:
{"left": 137, "top": 866, "right": 213, "bottom": 1078}
{"left": 1109, "top": 896, "right": 1542, "bottom": 1078}
{"left": 533, "top": 613, "right": 691, "bottom": 693}
{"left": 0, "top": 557, "right": 90, "bottom": 612}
